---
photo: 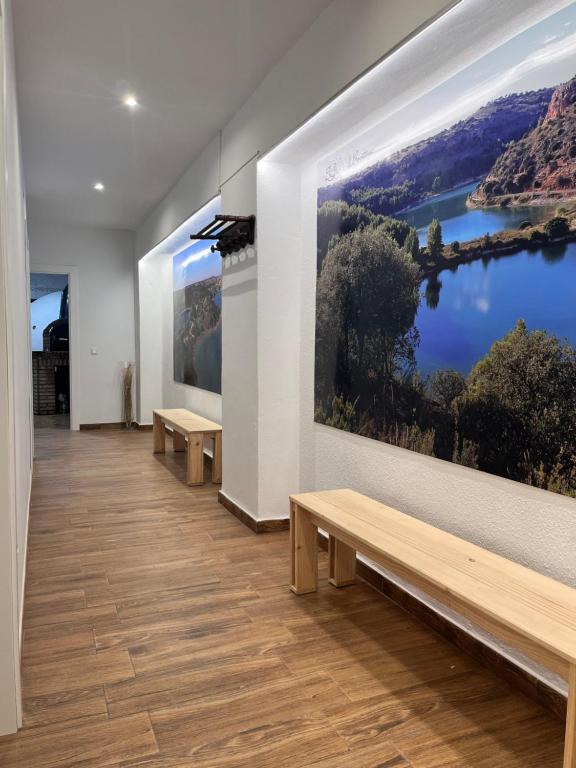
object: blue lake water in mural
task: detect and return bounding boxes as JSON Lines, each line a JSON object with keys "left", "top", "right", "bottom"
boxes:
{"left": 194, "top": 320, "right": 222, "bottom": 392}
{"left": 415, "top": 244, "right": 576, "bottom": 375}
{"left": 398, "top": 182, "right": 555, "bottom": 244}
{"left": 398, "top": 184, "right": 576, "bottom": 376}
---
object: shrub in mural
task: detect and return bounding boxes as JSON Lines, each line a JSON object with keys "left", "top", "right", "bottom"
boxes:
{"left": 315, "top": 6, "right": 576, "bottom": 497}
{"left": 173, "top": 200, "right": 222, "bottom": 393}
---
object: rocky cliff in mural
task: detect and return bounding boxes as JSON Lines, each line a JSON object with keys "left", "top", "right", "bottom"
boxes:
{"left": 469, "top": 76, "right": 576, "bottom": 207}
{"left": 318, "top": 88, "right": 554, "bottom": 216}
{"left": 173, "top": 275, "right": 222, "bottom": 393}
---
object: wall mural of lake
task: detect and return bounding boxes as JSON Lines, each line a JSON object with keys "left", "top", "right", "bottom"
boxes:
{"left": 314, "top": 5, "right": 576, "bottom": 498}
{"left": 173, "top": 198, "right": 222, "bottom": 394}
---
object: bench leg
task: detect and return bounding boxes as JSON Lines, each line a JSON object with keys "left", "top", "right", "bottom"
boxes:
{"left": 565, "top": 665, "right": 576, "bottom": 768}
{"left": 153, "top": 413, "right": 165, "bottom": 453}
{"left": 212, "top": 432, "right": 222, "bottom": 484}
{"left": 173, "top": 430, "right": 186, "bottom": 452}
{"left": 186, "top": 434, "right": 204, "bottom": 485}
{"left": 290, "top": 502, "right": 318, "bottom": 595}
{"left": 329, "top": 535, "right": 356, "bottom": 587}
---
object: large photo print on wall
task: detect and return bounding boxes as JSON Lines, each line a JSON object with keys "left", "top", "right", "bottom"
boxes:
{"left": 173, "top": 198, "right": 222, "bottom": 394}
{"left": 315, "top": 5, "right": 576, "bottom": 498}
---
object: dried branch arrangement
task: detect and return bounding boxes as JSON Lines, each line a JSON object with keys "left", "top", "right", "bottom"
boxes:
{"left": 122, "top": 362, "right": 134, "bottom": 430}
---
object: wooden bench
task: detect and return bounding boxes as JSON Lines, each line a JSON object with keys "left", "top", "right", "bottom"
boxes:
{"left": 153, "top": 408, "right": 222, "bottom": 486}
{"left": 289, "top": 488, "right": 576, "bottom": 767}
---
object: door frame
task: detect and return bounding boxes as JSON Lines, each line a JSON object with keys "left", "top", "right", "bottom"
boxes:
{"left": 30, "top": 264, "right": 80, "bottom": 431}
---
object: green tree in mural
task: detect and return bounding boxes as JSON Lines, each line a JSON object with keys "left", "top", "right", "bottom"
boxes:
{"left": 427, "top": 217, "right": 443, "bottom": 262}
{"left": 455, "top": 320, "right": 576, "bottom": 496}
{"left": 544, "top": 216, "right": 570, "bottom": 239}
{"left": 316, "top": 200, "right": 412, "bottom": 272}
{"left": 429, "top": 369, "right": 466, "bottom": 410}
{"left": 315, "top": 225, "right": 422, "bottom": 425}
{"left": 317, "top": 201, "right": 375, "bottom": 272}
{"left": 404, "top": 226, "right": 420, "bottom": 260}
{"left": 348, "top": 180, "right": 417, "bottom": 215}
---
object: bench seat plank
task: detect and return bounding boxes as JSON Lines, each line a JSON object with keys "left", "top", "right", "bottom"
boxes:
{"left": 290, "top": 489, "right": 576, "bottom": 673}
{"left": 153, "top": 408, "right": 221, "bottom": 435}
{"left": 153, "top": 408, "right": 221, "bottom": 485}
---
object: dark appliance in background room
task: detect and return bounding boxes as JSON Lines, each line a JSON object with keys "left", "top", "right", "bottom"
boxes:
{"left": 32, "top": 285, "right": 70, "bottom": 416}
{"left": 44, "top": 285, "right": 69, "bottom": 353}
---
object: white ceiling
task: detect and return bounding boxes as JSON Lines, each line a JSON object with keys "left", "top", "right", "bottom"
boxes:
{"left": 13, "top": 0, "right": 332, "bottom": 230}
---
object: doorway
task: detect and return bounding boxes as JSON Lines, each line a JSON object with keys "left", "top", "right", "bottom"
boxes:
{"left": 30, "top": 272, "right": 70, "bottom": 430}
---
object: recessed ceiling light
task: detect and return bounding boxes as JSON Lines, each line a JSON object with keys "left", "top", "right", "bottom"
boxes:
{"left": 93, "top": 181, "right": 105, "bottom": 191}
{"left": 123, "top": 94, "right": 139, "bottom": 109}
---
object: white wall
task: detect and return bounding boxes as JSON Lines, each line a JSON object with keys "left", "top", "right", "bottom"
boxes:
{"left": 258, "top": 159, "right": 574, "bottom": 694}
{"left": 138, "top": 251, "right": 222, "bottom": 427}
{"left": 137, "top": 254, "right": 165, "bottom": 425}
{"left": 136, "top": 135, "right": 221, "bottom": 261}
{"left": 134, "top": 0, "right": 575, "bottom": 698}
{"left": 28, "top": 216, "right": 135, "bottom": 425}
{"left": 137, "top": 195, "right": 223, "bottom": 428}
{"left": 255, "top": 0, "right": 575, "bottom": 694}
{"left": 135, "top": 0, "right": 453, "bottom": 520}
{"left": 256, "top": 163, "right": 302, "bottom": 519}
{"left": 3, "top": 0, "right": 31, "bottom": 615}
{"left": 136, "top": 0, "right": 451, "bottom": 261}
{"left": 0, "top": 0, "right": 29, "bottom": 734}
{"left": 220, "top": 162, "right": 259, "bottom": 516}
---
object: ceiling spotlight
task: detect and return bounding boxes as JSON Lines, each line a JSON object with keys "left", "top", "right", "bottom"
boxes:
{"left": 123, "top": 94, "right": 139, "bottom": 109}
{"left": 93, "top": 182, "right": 105, "bottom": 191}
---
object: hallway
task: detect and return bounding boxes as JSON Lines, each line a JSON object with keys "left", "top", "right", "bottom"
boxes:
{"left": 0, "top": 426, "right": 565, "bottom": 767}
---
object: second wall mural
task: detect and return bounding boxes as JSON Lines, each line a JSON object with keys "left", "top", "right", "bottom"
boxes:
{"left": 173, "top": 197, "right": 222, "bottom": 394}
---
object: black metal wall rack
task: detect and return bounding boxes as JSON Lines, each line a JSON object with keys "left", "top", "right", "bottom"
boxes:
{"left": 190, "top": 214, "right": 255, "bottom": 257}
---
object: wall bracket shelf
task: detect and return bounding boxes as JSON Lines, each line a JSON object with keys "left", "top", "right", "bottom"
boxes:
{"left": 190, "top": 214, "right": 255, "bottom": 257}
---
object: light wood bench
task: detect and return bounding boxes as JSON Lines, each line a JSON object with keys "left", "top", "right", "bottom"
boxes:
{"left": 289, "top": 488, "right": 576, "bottom": 767}
{"left": 153, "top": 408, "right": 222, "bottom": 486}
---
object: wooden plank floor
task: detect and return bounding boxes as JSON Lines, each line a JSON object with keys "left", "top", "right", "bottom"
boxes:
{"left": 0, "top": 426, "right": 565, "bottom": 767}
